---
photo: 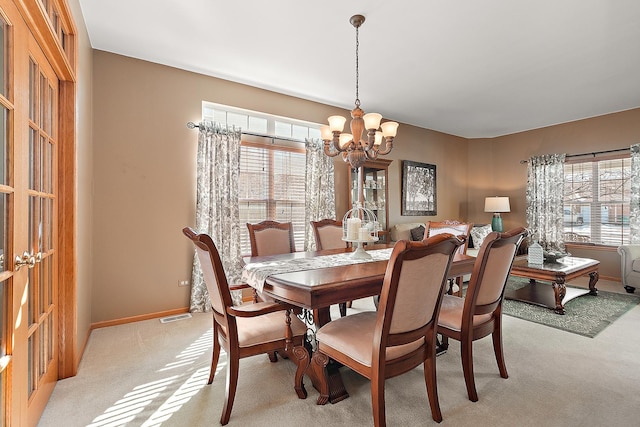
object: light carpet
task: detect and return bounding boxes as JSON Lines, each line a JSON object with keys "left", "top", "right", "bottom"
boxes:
{"left": 39, "top": 280, "right": 640, "bottom": 427}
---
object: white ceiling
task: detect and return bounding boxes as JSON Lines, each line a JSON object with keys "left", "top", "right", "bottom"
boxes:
{"left": 78, "top": 0, "right": 640, "bottom": 138}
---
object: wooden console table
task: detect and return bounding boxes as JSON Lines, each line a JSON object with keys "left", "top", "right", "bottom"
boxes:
{"left": 505, "top": 257, "right": 599, "bottom": 315}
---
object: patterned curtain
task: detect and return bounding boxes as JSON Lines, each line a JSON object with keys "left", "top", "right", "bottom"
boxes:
{"left": 304, "top": 138, "right": 336, "bottom": 250}
{"left": 526, "top": 153, "right": 566, "bottom": 252}
{"left": 630, "top": 144, "right": 640, "bottom": 244}
{"left": 190, "top": 122, "right": 244, "bottom": 312}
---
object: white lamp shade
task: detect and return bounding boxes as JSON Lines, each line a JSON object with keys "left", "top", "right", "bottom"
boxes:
{"left": 374, "top": 131, "right": 383, "bottom": 145}
{"left": 328, "top": 115, "right": 347, "bottom": 132}
{"left": 380, "top": 121, "right": 399, "bottom": 137}
{"left": 339, "top": 133, "right": 353, "bottom": 149}
{"left": 484, "top": 196, "right": 511, "bottom": 213}
{"left": 363, "top": 113, "right": 382, "bottom": 130}
{"left": 320, "top": 125, "right": 332, "bottom": 141}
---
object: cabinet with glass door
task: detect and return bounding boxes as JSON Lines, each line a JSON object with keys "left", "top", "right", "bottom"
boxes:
{"left": 348, "top": 159, "right": 392, "bottom": 243}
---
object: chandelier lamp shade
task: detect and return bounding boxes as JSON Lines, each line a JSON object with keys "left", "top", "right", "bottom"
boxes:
{"left": 484, "top": 196, "right": 511, "bottom": 232}
{"left": 320, "top": 14, "right": 398, "bottom": 170}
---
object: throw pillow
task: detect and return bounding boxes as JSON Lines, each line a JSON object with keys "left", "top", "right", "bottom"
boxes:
{"left": 410, "top": 225, "right": 425, "bottom": 241}
{"left": 470, "top": 224, "right": 492, "bottom": 248}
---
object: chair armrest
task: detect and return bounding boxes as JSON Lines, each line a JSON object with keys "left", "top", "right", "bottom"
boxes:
{"left": 228, "top": 283, "right": 251, "bottom": 292}
{"left": 227, "top": 301, "right": 295, "bottom": 318}
{"left": 617, "top": 245, "right": 640, "bottom": 260}
{"left": 617, "top": 245, "right": 640, "bottom": 283}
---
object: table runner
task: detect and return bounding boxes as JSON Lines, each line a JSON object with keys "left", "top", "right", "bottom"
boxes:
{"left": 242, "top": 248, "right": 393, "bottom": 292}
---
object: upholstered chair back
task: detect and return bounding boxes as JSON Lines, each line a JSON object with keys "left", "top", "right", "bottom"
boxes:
{"left": 465, "top": 228, "right": 527, "bottom": 314}
{"left": 387, "top": 246, "right": 451, "bottom": 334}
{"left": 378, "top": 234, "right": 464, "bottom": 344}
{"left": 186, "top": 230, "right": 232, "bottom": 330}
{"left": 311, "top": 219, "right": 345, "bottom": 250}
{"left": 247, "top": 220, "right": 296, "bottom": 256}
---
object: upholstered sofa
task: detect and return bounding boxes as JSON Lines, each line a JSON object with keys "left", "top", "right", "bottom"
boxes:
{"left": 390, "top": 222, "right": 492, "bottom": 282}
{"left": 389, "top": 222, "right": 427, "bottom": 242}
{"left": 617, "top": 245, "right": 640, "bottom": 293}
{"left": 390, "top": 222, "right": 492, "bottom": 255}
{"left": 389, "top": 222, "right": 526, "bottom": 282}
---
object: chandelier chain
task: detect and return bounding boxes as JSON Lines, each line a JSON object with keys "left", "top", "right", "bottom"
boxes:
{"left": 355, "top": 25, "right": 360, "bottom": 108}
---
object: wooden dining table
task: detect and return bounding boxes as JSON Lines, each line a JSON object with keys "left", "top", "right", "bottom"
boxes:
{"left": 242, "top": 244, "right": 477, "bottom": 404}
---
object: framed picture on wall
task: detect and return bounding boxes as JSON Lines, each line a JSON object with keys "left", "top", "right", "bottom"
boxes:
{"left": 402, "top": 160, "right": 437, "bottom": 216}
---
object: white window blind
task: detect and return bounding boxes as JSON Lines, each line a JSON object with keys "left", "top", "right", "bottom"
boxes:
{"left": 202, "top": 101, "right": 320, "bottom": 254}
{"left": 563, "top": 156, "right": 631, "bottom": 245}
{"left": 238, "top": 141, "right": 306, "bottom": 254}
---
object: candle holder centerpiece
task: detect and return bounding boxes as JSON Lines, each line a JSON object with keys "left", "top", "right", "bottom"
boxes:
{"left": 342, "top": 203, "right": 379, "bottom": 259}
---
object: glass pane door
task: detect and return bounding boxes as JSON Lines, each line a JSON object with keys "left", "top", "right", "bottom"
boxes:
{"left": 0, "top": 10, "right": 11, "bottom": 425}
{"left": 26, "top": 35, "right": 58, "bottom": 417}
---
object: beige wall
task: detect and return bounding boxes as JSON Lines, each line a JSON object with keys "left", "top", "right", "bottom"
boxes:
{"left": 468, "top": 108, "right": 640, "bottom": 278}
{"left": 90, "top": 51, "right": 469, "bottom": 323}
{"left": 90, "top": 49, "right": 638, "bottom": 323}
{"left": 68, "top": 0, "right": 93, "bottom": 358}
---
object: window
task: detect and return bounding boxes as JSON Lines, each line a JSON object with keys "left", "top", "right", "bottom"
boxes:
{"left": 563, "top": 156, "right": 631, "bottom": 245}
{"left": 203, "top": 102, "right": 322, "bottom": 253}
{"left": 238, "top": 142, "right": 306, "bottom": 253}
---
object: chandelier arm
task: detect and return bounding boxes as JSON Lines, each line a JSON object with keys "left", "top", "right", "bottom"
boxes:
{"left": 377, "top": 138, "right": 395, "bottom": 156}
{"left": 363, "top": 129, "right": 376, "bottom": 151}
{"left": 322, "top": 140, "right": 341, "bottom": 157}
{"left": 332, "top": 132, "right": 348, "bottom": 153}
{"left": 364, "top": 148, "right": 379, "bottom": 161}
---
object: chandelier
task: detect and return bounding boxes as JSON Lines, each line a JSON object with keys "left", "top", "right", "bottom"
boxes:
{"left": 320, "top": 14, "right": 398, "bottom": 170}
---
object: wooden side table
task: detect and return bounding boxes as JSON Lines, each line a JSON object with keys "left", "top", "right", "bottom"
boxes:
{"left": 505, "top": 257, "right": 599, "bottom": 315}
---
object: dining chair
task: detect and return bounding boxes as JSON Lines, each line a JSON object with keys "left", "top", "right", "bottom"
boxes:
{"left": 246, "top": 220, "right": 296, "bottom": 308}
{"left": 311, "top": 218, "right": 345, "bottom": 251}
{"left": 310, "top": 234, "right": 464, "bottom": 425}
{"left": 424, "top": 220, "right": 473, "bottom": 296}
{"left": 437, "top": 227, "right": 526, "bottom": 402}
{"left": 311, "top": 218, "right": 352, "bottom": 317}
{"left": 247, "top": 220, "right": 296, "bottom": 256}
{"left": 183, "top": 227, "right": 310, "bottom": 425}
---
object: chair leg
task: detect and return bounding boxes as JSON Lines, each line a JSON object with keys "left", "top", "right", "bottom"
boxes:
{"left": 439, "top": 334, "right": 449, "bottom": 351}
{"left": 267, "top": 351, "right": 278, "bottom": 362}
{"left": 371, "top": 372, "right": 386, "bottom": 427}
{"left": 446, "top": 278, "right": 455, "bottom": 295}
{"left": 424, "top": 351, "right": 443, "bottom": 423}
{"left": 460, "top": 339, "right": 478, "bottom": 402}
{"left": 221, "top": 352, "right": 239, "bottom": 425}
{"left": 492, "top": 319, "right": 509, "bottom": 379}
{"left": 209, "top": 322, "right": 221, "bottom": 384}
{"left": 339, "top": 302, "right": 347, "bottom": 317}
{"left": 454, "top": 277, "right": 463, "bottom": 297}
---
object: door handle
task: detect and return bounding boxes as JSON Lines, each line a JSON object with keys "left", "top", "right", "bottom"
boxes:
{"left": 15, "top": 252, "right": 36, "bottom": 270}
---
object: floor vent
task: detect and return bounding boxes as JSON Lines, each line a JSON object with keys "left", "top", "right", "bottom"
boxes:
{"left": 160, "top": 313, "right": 193, "bottom": 324}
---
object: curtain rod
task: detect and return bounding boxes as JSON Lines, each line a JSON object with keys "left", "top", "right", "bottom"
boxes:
{"left": 186, "top": 121, "right": 304, "bottom": 143}
{"left": 519, "top": 147, "right": 631, "bottom": 164}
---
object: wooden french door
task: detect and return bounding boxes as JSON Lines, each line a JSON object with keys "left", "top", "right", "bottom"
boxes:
{"left": 24, "top": 32, "right": 59, "bottom": 426}
{"left": 0, "top": 1, "right": 62, "bottom": 425}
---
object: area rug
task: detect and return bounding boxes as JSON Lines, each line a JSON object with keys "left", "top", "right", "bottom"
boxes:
{"left": 502, "top": 276, "right": 640, "bottom": 338}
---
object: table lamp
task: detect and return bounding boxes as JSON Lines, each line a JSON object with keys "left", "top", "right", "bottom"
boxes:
{"left": 484, "top": 197, "right": 510, "bottom": 232}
